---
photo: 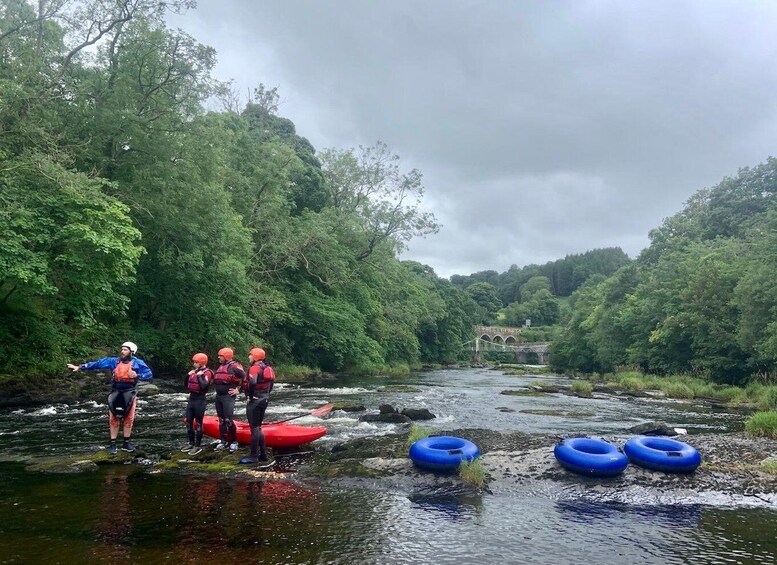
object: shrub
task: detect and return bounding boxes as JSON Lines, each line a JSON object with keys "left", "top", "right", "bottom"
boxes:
{"left": 762, "top": 387, "right": 777, "bottom": 410}
{"left": 275, "top": 364, "right": 321, "bottom": 380}
{"left": 745, "top": 411, "right": 777, "bottom": 439}
{"left": 571, "top": 380, "right": 593, "bottom": 398}
{"left": 619, "top": 376, "right": 646, "bottom": 392}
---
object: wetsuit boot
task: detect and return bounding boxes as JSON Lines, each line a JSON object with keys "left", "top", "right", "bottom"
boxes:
{"left": 189, "top": 430, "right": 203, "bottom": 455}
{"left": 257, "top": 430, "right": 273, "bottom": 467}
{"left": 182, "top": 429, "right": 195, "bottom": 452}
{"left": 239, "top": 428, "right": 260, "bottom": 464}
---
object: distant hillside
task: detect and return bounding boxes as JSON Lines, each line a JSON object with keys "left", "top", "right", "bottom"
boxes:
{"left": 450, "top": 247, "right": 631, "bottom": 304}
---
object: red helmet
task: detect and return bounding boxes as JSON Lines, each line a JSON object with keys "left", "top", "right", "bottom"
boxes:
{"left": 192, "top": 353, "right": 208, "bottom": 365}
{"left": 217, "top": 347, "right": 234, "bottom": 361}
{"left": 249, "top": 347, "right": 265, "bottom": 361}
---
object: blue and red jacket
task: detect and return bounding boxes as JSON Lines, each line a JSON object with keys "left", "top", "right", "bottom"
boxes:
{"left": 79, "top": 357, "right": 153, "bottom": 391}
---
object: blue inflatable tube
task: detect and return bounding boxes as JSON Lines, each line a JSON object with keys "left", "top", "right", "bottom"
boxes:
{"left": 554, "top": 437, "right": 629, "bottom": 477}
{"left": 624, "top": 436, "right": 701, "bottom": 473}
{"left": 409, "top": 436, "right": 480, "bottom": 473}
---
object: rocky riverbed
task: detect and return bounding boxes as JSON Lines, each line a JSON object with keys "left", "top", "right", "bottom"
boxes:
{"left": 303, "top": 429, "right": 777, "bottom": 507}
{"left": 16, "top": 426, "right": 776, "bottom": 508}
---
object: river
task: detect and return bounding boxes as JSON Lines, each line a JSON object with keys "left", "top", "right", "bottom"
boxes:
{"left": 0, "top": 368, "right": 775, "bottom": 564}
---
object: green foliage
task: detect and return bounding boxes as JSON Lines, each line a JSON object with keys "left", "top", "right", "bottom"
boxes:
{"left": 451, "top": 247, "right": 630, "bottom": 303}
{"left": 458, "top": 458, "right": 487, "bottom": 489}
{"left": 0, "top": 0, "right": 477, "bottom": 378}
{"left": 570, "top": 380, "right": 593, "bottom": 397}
{"left": 466, "top": 282, "right": 502, "bottom": 325}
{"left": 660, "top": 382, "right": 694, "bottom": 399}
{"left": 745, "top": 411, "right": 777, "bottom": 439}
{"left": 407, "top": 425, "right": 432, "bottom": 447}
{"left": 760, "top": 458, "right": 777, "bottom": 475}
{"left": 554, "top": 158, "right": 777, "bottom": 385}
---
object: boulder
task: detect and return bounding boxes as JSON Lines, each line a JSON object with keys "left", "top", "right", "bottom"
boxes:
{"left": 400, "top": 408, "right": 436, "bottom": 421}
{"left": 137, "top": 383, "right": 160, "bottom": 396}
{"left": 628, "top": 421, "right": 678, "bottom": 436}
{"left": 335, "top": 404, "right": 366, "bottom": 413}
{"left": 359, "top": 413, "right": 412, "bottom": 424}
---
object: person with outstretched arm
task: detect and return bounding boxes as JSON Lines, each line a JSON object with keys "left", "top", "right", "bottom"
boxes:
{"left": 182, "top": 352, "right": 213, "bottom": 455}
{"left": 67, "top": 341, "right": 152, "bottom": 455}
{"left": 239, "top": 347, "right": 276, "bottom": 466}
{"left": 212, "top": 347, "right": 245, "bottom": 453}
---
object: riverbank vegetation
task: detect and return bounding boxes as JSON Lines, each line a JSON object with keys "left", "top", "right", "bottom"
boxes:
{"left": 581, "top": 370, "right": 777, "bottom": 409}
{"left": 550, "top": 158, "right": 777, "bottom": 387}
{"left": 0, "top": 1, "right": 481, "bottom": 378}
{"left": 4, "top": 1, "right": 777, "bottom": 397}
{"left": 745, "top": 412, "right": 777, "bottom": 440}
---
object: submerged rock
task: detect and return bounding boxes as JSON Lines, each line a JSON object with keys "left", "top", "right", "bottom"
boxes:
{"left": 359, "top": 412, "right": 412, "bottom": 423}
{"left": 25, "top": 447, "right": 148, "bottom": 473}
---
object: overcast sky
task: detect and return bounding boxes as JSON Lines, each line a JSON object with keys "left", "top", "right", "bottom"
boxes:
{"left": 170, "top": 1, "right": 777, "bottom": 278}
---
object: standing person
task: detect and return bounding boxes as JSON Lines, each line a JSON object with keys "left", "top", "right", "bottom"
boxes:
{"left": 67, "top": 341, "right": 152, "bottom": 455}
{"left": 183, "top": 353, "right": 213, "bottom": 455}
{"left": 239, "top": 347, "right": 275, "bottom": 466}
{"left": 212, "top": 347, "right": 244, "bottom": 453}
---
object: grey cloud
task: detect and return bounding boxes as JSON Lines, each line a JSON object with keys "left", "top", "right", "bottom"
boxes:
{"left": 171, "top": 1, "right": 777, "bottom": 277}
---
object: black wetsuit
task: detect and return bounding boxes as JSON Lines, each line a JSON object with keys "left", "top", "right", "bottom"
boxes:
{"left": 213, "top": 361, "right": 245, "bottom": 443}
{"left": 184, "top": 368, "right": 212, "bottom": 446}
{"left": 245, "top": 361, "right": 274, "bottom": 459}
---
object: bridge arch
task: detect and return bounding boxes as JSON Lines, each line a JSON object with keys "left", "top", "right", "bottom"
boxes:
{"left": 469, "top": 325, "right": 551, "bottom": 365}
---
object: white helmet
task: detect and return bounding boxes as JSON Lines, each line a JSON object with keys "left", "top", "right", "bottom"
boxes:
{"left": 121, "top": 341, "right": 138, "bottom": 354}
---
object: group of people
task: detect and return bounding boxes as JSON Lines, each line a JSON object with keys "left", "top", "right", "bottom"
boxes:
{"left": 68, "top": 341, "right": 275, "bottom": 465}
{"left": 184, "top": 346, "right": 275, "bottom": 464}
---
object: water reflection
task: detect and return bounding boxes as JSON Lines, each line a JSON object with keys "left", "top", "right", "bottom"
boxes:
{"left": 92, "top": 469, "right": 133, "bottom": 562}
{"left": 408, "top": 490, "right": 484, "bottom": 521}
{"left": 556, "top": 500, "right": 702, "bottom": 528}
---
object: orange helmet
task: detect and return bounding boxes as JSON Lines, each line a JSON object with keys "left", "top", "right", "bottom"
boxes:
{"left": 192, "top": 353, "right": 208, "bottom": 365}
{"left": 217, "top": 347, "right": 234, "bottom": 361}
{"left": 249, "top": 347, "right": 265, "bottom": 361}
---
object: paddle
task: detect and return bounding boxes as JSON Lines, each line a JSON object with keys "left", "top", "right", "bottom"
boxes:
{"left": 267, "top": 403, "right": 334, "bottom": 425}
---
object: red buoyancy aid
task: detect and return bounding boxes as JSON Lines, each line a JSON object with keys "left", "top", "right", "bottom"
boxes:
{"left": 113, "top": 361, "right": 136, "bottom": 384}
{"left": 187, "top": 368, "right": 213, "bottom": 394}
{"left": 243, "top": 362, "right": 275, "bottom": 394}
{"left": 213, "top": 360, "right": 243, "bottom": 385}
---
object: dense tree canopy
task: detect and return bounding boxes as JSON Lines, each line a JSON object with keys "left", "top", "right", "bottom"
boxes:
{"left": 553, "top": 158, "right": 777, "bottom": 384}
{"left": 4, "top": 1, "right": 775, "bottom": 387}
{"left": 0, "top": 0, "right": 476, "bottom": 376}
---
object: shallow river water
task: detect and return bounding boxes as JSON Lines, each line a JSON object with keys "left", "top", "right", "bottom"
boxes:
{"left": 0, "top": 368, "right": 775, "bottom": 564}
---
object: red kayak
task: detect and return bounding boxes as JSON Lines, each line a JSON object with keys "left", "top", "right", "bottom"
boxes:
{"left": 200, "top": 415, "right": 327, "bottom": 448}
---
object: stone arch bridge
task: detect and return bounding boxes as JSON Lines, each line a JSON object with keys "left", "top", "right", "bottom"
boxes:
{"left": 464, "top": 325, "right": 551, "bottom": 365}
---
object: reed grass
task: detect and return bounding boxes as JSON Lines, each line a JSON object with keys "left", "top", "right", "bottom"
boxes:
{"left": 745, "top": 411, "right": 777, "bottom": 439}
{"left": 458, "top": 458, "right": 487, "bottom": 489}
{"left": 407, "top": 425, "right": 432, "bottom": 447}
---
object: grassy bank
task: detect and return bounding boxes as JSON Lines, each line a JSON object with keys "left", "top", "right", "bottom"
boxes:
{"left": 585, "top": 370, "right": 777, "bottom": 410}
{"left": 745, "top": 411, "right": 777, "bottom": 439}
{"left": 575, "top": 369, "right": 777, "bottom": 439}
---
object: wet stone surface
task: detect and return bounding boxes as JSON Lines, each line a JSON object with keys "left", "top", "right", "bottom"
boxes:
{"left": 302, "top": 429, "right": 777, "bottom": 506}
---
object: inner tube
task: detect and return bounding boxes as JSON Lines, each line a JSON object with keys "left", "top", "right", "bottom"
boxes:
{"left": 554, "top": 437, "right": 628, "bottom": 477}
{"left": 624, "top": 436, "right": 701, "bottom": 473}
{"left": 409, "top": 436, "right": 480, "bottom": 473}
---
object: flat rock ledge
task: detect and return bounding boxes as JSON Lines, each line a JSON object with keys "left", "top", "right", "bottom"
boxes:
{"left": 15, "top": 430, "right": 777, "bottom": 507}
{"left": 305, "top": 430, "right": 777, "bottom": 507}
